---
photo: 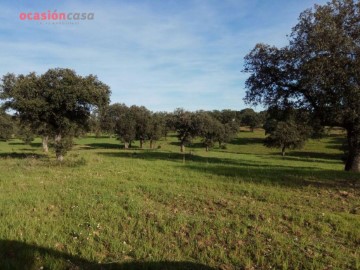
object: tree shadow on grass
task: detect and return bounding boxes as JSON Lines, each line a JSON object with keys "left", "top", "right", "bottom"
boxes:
{"left": 169, "top": 142, "right": 180, "bottom": 147}
{"left": 212, "top": 150, "right": 343, "bottom": 165}
{"left": 30, "top": 142, "right": 42, "bottom": 148}
{"left": 0, "top": 152, "right": 44, "bottom": 159}
{"left": 284, "top": 151, "right": 344, "bottom": 161}
{"left": 184, "top": 163, "right": 359, "bottom": 189}
{"left": 84, "top": 143, "right": 141, "bottom": 150}
{"left": 266, "top": 155, "right": 341, "bottom": 165}
{"left": 85, "top": 142, "right": 122, "bottom": 150}
{"left": 7, "top": 142, "right": 41, "bottom": 148}
{"left": 169, "top": 142, "right": 205, "bottom": 149}
{"left": 97, "top": 151, "right": 359, "bottom": 188}
{"left": 8, "top": 142, "right": 24, "bottom": 146}
{"left": 85, "top": 135, "right": 113, "bottom": 139}
{"left": 189, "top": 142, "right": 206, "bottom": 149}
{"left": 0, "top": 240, "right": 215, "bottom": 270}
{"left": 325, "top": 136, "right": 346, "bottom": 151}
{"left": 98, "top": 150, "right": 285, "bottom": 168}
{"left": 230, "top": 137, "right": 264, "bottom": 146}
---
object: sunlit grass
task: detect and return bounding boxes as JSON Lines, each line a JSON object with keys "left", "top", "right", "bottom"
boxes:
{"left": 0, "top": 129, "right": 359, "bottom": 269}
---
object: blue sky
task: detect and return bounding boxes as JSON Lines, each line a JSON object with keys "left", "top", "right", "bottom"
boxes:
{"left": 0, "top": 0, "right": 328, "bottom": 112}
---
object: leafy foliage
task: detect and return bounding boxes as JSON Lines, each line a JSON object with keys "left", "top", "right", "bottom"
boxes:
{"left": 195, "top": 112, "right": 223, "bottom": 151}
{"left": 239, "top": 108, "right": 262, "bottom": 132}
{"left": 244, "top": 0, "right": 360, "bottom": 171}
{"left": 0, "top": 111, "right": 14, "bottom": 141}
{"left": 147, "top": 112, "right": 166, "bottom": 148}
{"left": 173, "top": 109, "right": 198, "bottom": 152}
{"left": 111, "top": 104, "right": 136, "bottom": 148}
{"left": 264, "top": 120, "right": 310, "bottom": 156}
{"left": 130, "top": 105, "right": 151, "bottom": 148}
{"left": 1, "top": 68, "right": 111, "bottom": 160}
{"left": 17, "top": 124, "right": 35, "bottom": 145}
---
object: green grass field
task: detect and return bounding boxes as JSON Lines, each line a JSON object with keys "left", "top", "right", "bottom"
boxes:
{"left": 0, "top": 129, "right": 359, "bottom": 270}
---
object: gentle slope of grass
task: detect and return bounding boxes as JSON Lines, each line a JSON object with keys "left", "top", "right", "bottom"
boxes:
{"left": 0, "top": 130, "right": 359, "bottom": 269}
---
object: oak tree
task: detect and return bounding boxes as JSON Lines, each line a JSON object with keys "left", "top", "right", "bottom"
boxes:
{"left": 1, "top": 68, "right": 110, "bottom": 161}
{"left": 244, "top": 0, "right": 360, "bottom": 171}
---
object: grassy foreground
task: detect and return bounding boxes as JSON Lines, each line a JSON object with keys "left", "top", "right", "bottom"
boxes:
{"left": 0, "top": 129, "right": 359, "bottom": 270}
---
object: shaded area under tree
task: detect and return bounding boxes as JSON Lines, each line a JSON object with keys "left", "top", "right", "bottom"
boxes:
{"left": 0, "top": 240, "right": 216, "bottom": 270}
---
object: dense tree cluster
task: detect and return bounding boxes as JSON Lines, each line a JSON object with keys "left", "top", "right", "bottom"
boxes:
{"left": 99, "top": 105, "right": 251, "bottom": 152}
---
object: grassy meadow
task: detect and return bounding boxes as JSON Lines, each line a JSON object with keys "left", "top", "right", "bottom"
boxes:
{"left": 0, "top": 129, "right": 359, "bottom": 270}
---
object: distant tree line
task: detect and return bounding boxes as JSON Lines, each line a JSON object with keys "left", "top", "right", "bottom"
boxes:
{"left": 0, "top": 66, "right": 355, "bottom": 173}
{"left": 0, "top": 68, "right": 345, "bottom": 161}
{"left": 97, "top": 104, "right": 320, "bottom": 158}
{"left": 0, "top": 69, "right": 268, "bottom": 160}
{"left": 96, "top": 104, "right": 265, "bottom": 152}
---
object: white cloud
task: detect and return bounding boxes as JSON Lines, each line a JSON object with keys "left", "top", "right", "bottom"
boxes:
{"left": 0, "top": 0, "right": 329, "bottom": 111}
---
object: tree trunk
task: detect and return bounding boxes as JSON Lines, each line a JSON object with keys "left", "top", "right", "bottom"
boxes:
{"left": 140, "top": 139, "right": 143, "bottom": 149}
{"left": 124, "top": 142, "right": 129, "bottom": 149}
{"left": 345, "top": 128, "right": 360, "bottom": 172}
{"left": 54, "top": 134, "right": 63, "bottom": 161}
{"left": 345, "top": 151, "right": 360, "bottom": 172}
{"left": 150, "top": 140, "right": 153, "bottom": 149}
{"left": 42, "top": 136, "right": 49, "bottom": 153}
{"left": 206, "top": 146, "right": 209, "bottom": 152}
{"left": 281, "top": 146, "right": 286, "bottom": 157}
{"left": 180, "top": 143, "right": 185, "bottom": 153}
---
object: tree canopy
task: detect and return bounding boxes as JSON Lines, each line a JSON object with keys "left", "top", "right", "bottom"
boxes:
{"left": 244, "top": 0, "right": 360, "bottom": 172}
{"left": 264, "top": 119, "right": 310, "bottom": 156}
{"left": 0, "top": 111, "right": 14, "bottom": 141}
{"left": 239, "top": 108, "right": 261, "bottom": 132}
{"left": 1, "top": 68, "right": 111, "bottom": 160}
